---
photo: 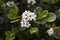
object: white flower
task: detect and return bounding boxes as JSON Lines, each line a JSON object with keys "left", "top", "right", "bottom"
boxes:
{"left": 20, "top": 20, "right": 31, "bottom": 28}
{"left": 27, "top": 0, "right": 36, "bottom": 5}
{"left": 29, "top": 13, "right": 36, "bottom": 21}
{"left": 6, "top": 1, "right": 10, "bottom": 6}
{"left": 22, "top": 10, "right": 36, "bottom": 21}
{"left": 6, "top": 1, "right": 15, "bottom": 6}
{"left": 47, "top": 27, "right": 54, "bottom": 36}
{"left": 20, "top": 10, "right": 36, "bottom": 28}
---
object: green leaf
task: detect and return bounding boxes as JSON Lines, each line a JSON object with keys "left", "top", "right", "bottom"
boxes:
{"left": 34, "top": 7, "right": 48, "bottom": 20}
{"left": 41, "top": 10, "right": 48, "bottom": 18}
{"left": 34, "top": 7, "right": 42, "bottom": 18}
{"left": 6, "top": 35, "right": 15, "bottom": 40}
{"left": 7, "top": 6, "right": 19, "bottom": 20}
{"left": 10, "top": 19, "right": 19, "bottom": 23}
{"left": 5, "top": 31, "right": 15, "bottom": 40}
{"left": 35, "top": 10, "right": 48, "bottom": 25}
{"left": 5, "top": 31, "right": 14, "bottom": 37}
{"left": 54, "top": 27, "right": 60, "bottom": 39}
{"left": 30, "top": 27, "right": 38, "bottom": 34}
{"left": 5, "top": 31, "right": 11, "bottom": 36}
{"left": 45, "top": 13, "right": 56, "bottom": 22}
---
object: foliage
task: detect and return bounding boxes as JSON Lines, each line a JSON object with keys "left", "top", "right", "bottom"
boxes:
{"left": 0, "top": 0, "right": 60, "bottom": 40}
{"left": 34, "top": 7, "right": 56, "bottom": 25}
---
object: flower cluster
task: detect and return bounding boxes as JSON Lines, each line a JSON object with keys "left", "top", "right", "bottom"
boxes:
{"left": 47, "top": 27, "right": 54, "bottom": 36}
{"left": 6, "top": 1, "right": 15, "bottom": 6}
{"left": 27, "top": 0, "right": 36, "bottom": 5}
{"left": 20, "top": 10, "right": 36, "bottom": 28}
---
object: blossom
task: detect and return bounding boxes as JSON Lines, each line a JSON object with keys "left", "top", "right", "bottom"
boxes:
{"left": 47, "top": 27, "right": 54, "bottom": 36}
{"left": 20, "top": 20, "right": 31, "bottom": 28}
{"left": 22, "top": 10, "right": 36, "bottom": 21}
{"left": 6, "top": 1, "right": 15, "bottom": 6}
{"left": 27, "top": 0, "right": 36, "bottom": 5}
{"left": 27, "top": 11, "right": 36, "bottom": 21}
{"left": 20, "top": 10, "right": 36, "bottom": 28}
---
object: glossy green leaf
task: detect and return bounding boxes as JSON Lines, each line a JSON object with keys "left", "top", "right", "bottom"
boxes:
{"left": 30, "top": 27, "right": 38, "bottom": 34}
{"left": 41, "top": 10, "right": 48, "bottom": 18}
{"left": 45, "top": 13, "right": 56, "bottom": 22}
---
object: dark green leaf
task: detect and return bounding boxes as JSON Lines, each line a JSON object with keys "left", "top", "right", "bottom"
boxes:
{"left": 34, "top": 7, "right": 42, "bottom": 18}
{"left": 7, "top": 6, "right": 19, "bottom": 20}
{"left": 54, "top": 27, "right": 60, "bottom": 39}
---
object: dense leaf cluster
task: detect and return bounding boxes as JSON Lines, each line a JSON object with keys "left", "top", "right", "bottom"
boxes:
{"left": 0, "top": 0, "right": 60, "bottom": 40}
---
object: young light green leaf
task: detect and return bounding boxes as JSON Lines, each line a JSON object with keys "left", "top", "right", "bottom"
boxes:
{"left": 41, "top": 10, "right": 48, "bottom": 18}
{"left": 5, "top": 31, "right": 11, "bottom": 36}
{"left": 5, "top": 31, "right": 14, "bottom": 37}
{"left": 30, "top": 27, "right": 38, "bottom": 34}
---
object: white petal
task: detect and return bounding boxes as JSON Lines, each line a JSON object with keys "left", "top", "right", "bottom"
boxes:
{"left": 27, "top": 0, "right": 32, "bottom": 4}
{"left": 47, "top": 27, "right": 54, "bottom": 36}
